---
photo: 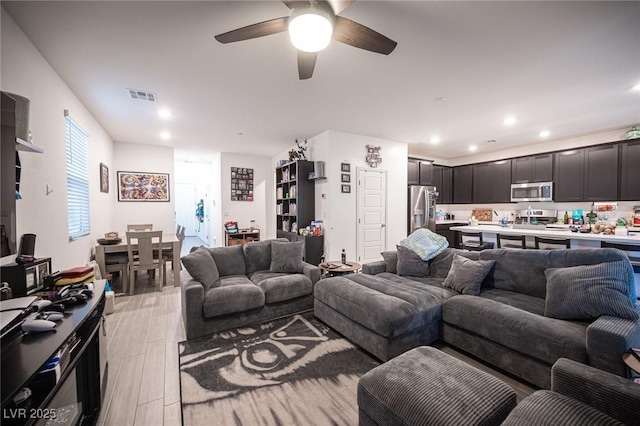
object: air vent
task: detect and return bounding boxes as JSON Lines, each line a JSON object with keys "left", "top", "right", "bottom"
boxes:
{"left": 127, "top": 88, "right": 157, "bottom": 102}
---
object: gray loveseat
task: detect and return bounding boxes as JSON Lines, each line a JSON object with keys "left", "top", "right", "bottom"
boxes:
{"left": 181, "top": 238, "right": 320, "bottom": 339}
{"left": 314, "top": 247, "right": 640, "bottom": 388}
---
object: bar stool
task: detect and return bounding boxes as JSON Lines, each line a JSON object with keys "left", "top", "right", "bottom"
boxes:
{"left": 601, "top": 241, "right": 640, "bottom": 274}
{"left": 497, "top": 234, "right": 527, "bottom": 249}
{"left": 459, "top": 232, "right": 494, "bottom": 251}
{"left": 534, "top": 236, "right": 571, "bottom": 250}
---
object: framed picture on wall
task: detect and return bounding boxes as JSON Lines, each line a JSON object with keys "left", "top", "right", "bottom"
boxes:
{"left": 341, "top": 173, "right": 351, "bottom": 183}
{"left": 341, "top": 162, "right": 351, "bottom": 172}
{"left": 100, "top": 163, "right": 109, "bottom": 193}
{"left": 341, "top": 184, "right": 351, "bottom": 193}
{"left": 117, "top": 171, "right": 170, "bottom": 201}
{"left": 231, "top": 166, "right": 254, "bottom": 201}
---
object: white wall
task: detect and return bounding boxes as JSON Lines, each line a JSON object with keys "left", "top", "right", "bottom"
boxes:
{"left": 112, "top": 142, "right": 175, "bottom": 233}
{"left": 220, "top": 153, "right": 273, "bottom": 240}
{"left": 210, "top": 153, "right": 222, "bottom": 247}
{"left": 273, "top": 131, "right": 408, "bottom": 263}
{"left": 1, "top": 9, "right": 114, "bottom": 270}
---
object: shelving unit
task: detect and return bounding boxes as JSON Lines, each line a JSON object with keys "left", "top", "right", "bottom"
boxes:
{"left": 225, "top": 229, "right": 260, "bottom": 246}
{"left": 275, "top": 160, "right": 315, "bottom": 234}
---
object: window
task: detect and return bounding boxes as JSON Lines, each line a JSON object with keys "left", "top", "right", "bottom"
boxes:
{"left": 65, "top": 112, "right": 90, "bottom": 240}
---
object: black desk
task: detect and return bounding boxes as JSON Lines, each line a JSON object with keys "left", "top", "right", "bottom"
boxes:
{"left": 1, "top": 280, "right": 106, "bottom": 425}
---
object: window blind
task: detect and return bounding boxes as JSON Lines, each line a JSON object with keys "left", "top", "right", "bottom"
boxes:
{"left": 65, "top": 114, "right": 90, "bottom": 240}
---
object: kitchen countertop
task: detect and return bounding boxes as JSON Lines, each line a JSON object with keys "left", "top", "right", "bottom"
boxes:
{"left": 449, "top": 225, "right": 640, "bottom": 244}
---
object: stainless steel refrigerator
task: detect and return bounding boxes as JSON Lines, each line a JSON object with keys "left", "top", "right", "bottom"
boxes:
{"left": 408, "top": 185, "right": 437, "bottom": 234}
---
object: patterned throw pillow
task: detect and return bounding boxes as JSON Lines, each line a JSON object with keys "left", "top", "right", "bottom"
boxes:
{"left": 544, "top": 261, "right": 639, "bottom": 321}
{"left": 442, "top": 254, "right": 496, "bottom": 296}
{"left": 396, "top": 245, "right": 429, "bottom": 277}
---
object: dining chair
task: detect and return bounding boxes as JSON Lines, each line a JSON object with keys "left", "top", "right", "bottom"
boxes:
{"left": 157, "top": 224, "right": 186, "bottom": 271}
{"left": 127, "top": 223, "right": 153, "bottom": 231}
{"left": 497, "top": 234, "right": 527, "bottom": 249}
{"left": 601, "top": 241, "right": 640, "bottom": 274}
{"left": 126, "top": 231, "right": 166, "bottom": 295}
{"left": 534, "top": 236, "right": 571, "bottom": 250}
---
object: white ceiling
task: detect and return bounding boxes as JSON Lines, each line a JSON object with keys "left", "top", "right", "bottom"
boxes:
{"left": 3, "top": 1, "right": 639, "bottom": 162}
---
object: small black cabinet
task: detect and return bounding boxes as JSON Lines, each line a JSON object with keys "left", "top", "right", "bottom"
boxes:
{"left": 418, "top": 161, "right": 433, "bottom": 185}
{"left": 620, "top": 140, "right": 640, "bottom": 200}
{"left": 276, "top": 231, "right": 324, "bottom": 265}
{"left": 408, "top": 159, "right": 419, "bottom": 185}
{"left": 584, "top": 144, "right": 618, "bottom": 201}
{"left": 1, "top": 257, "right": 51, "bottom": 297}
{"left": 554, "top": 149, "right": 585, "bottom": 202}
{"left": 453, "top": 165, "right": 473, "bottom": 204}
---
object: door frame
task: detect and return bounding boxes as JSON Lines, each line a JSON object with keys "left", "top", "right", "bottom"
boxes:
{"left": 356, "top": 167, "right": 388, "bottom": 263}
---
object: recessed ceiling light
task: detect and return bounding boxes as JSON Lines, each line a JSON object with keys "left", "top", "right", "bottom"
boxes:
{"left": 503, "top": 116, "right": 517, "bottom": 126}
{"left": 469, "top": 145, "right": 478, "bottom": 152}
{"left": 430, "top": 136, "right": 440, "bottom": 144}
{"left": 633, "top": 83, "right": 640, "bottom": 91}
{"left": 158, "top": 109, "right": 172, "bottom": 119}
{"left": 539, "top": 130, "right": 551, "bottom": 138}
{"left": 160, "top": 131, "right": 171, "bottom": 140}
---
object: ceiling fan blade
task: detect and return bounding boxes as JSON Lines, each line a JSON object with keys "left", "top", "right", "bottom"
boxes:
{"left": 281, "top": 0, "right": 311, "bottom": 9}
{"left": 325, "top": 0, "right": 354, "bottom": 15}
{"left": 215, "top": 17, "right": 289, "bottom": 44}
{"left": 333, "top": 16, "right": 397, "bottom": 55}
{"left": 297, "top": 51, "right": 317, "bottom": 80}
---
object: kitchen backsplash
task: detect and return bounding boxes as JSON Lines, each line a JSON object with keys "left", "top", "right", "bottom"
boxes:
{"left": 438, "top": 201, "right": 639, "bottom": 224}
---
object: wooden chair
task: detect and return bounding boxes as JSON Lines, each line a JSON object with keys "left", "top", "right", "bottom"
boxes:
{"left": 601, "top": 241, "right": 640, "bottom": 274}
{"left": 158, "top": 225, "right": 186, "bottom": 271}
{"left": 126, "top": 231, "right": 166, "bottom": 295}
{"left": 497, "top": 234, "right": 527, "bottom": 249}
{"left": 535, "top": 236, "right": 571, "bottom": 250}
{"left": 127, "top": 223, "right": 153, "bottom": 231}
{"left": 459, "top": 232, "right": 494, "bottom": 251}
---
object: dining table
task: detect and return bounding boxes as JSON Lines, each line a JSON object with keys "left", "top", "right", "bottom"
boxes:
{"left": 94, "top": 233, "right": 182, "bottom": 287}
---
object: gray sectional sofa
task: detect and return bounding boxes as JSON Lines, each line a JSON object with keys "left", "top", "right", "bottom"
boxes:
{"left": 314, "top": 247, "right": 640, "bottom": 388}
{"left": 181, "top": 238, "right": 320, "bottom": 339}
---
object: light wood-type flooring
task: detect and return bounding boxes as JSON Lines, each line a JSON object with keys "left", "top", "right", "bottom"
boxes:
{"left": 97, "top": 270, "right": 536, "bottom": 426}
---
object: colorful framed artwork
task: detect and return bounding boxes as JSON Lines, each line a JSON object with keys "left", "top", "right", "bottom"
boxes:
{"left": 100, "top": 163, "right": 109, "bottom": 193}
{"left": 117, "top": 171, "right": 170, "bottom": 201}
{"left": 231, "top": 166, "right": 254, "bottom": 201}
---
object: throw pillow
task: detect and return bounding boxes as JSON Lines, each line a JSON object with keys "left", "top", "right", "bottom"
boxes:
{"left": 396, "top": 245, "right": 429, "bottom": 277}
{"left": 544, "top": 261, "right": 639, "bottom": 321}
{"left": 181, "top": 247, "right": 219, "bottom": 290}
{"left": 442, "top": 254, "right": 496, "bottom": 296}
{"left": 270, "top": 241, "right": 304, "bottom": 273}
{"left": 381, "top": 251, "right": 398, "bottom": 274}
{"left": 243, "top": 240, "right": 273, "bottom": 275}
{"left": 207, "top": 245, "right": 246, "bottom": 277}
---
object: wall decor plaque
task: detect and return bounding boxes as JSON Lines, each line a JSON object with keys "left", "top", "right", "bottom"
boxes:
{"left": 231, "top": 166, "right": 254, "bottom": 201}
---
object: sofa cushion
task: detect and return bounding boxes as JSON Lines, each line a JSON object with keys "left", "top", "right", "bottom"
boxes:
{"left": 442, "top": 254, "right": 496, "bottom": 296}
{"left": 544, "top": 261, "right": 639, "bottom": 321}
{"left": 443, "top": 296, "right": 589, "bottom": 365}
{"left": 202, "top": 275, "right": 264, "bottom": 318}
{"left": 250, "top": 271, "right": 313, "bottom": 303}
{"left": 429, "top": 248, "right": 480, "bottom": 279}
{"left": 207, "top": 245, "right": 246, "bottom": 277}
{"left": 270, "top": 240, "right": 304, "bottom": 273}
{"left": 479, "top": 288, "right": 546, "bottom": 316}
{"left": 243, "top": 238, "right": 289, "bottom": 275}
{"left": 381, "top": 251, "right": 398, "bottom": 274}
{"left": 396, "top": 245, "right": 429, "bottom": 277}
{"left": 181, "top": 247, "right": 219, "bottom": 291}
{"left": 314, "top": 274, "right": 443, "bottom": 338}
{"left": 479, "top": 249, "right": 552, "bottom": 298}
{"left": 375, "top": 273, "right": 458, "bottom": 300}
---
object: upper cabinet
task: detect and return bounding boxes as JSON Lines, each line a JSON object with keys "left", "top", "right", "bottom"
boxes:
{"left": 419, "top": 161, "right": 433, "bottom": 185}
{"left": 453, "top": 165, "right": 473, "bottom": 204}
{"left": 584, "top": 144, "right": 618, "bottom": 201}
{"left": 408, "top": 159, "right": 419, "bottom": 185}
{"left": 511, "top": 154, "right": 553, "bottom": 183}
{"left": 473, "top": 161, "right": 511, "bottom": 203}
{"left": 433, "top": 165, "right": 452, "bottom": 204}
{"left": 408, "top": 158, "right": 434, "bottom": 185}
{"left": 620, "top": 140, "right": 640, "bottom": 200}
{"left": 554, "top": 149, "right": 585, "bottom": 202}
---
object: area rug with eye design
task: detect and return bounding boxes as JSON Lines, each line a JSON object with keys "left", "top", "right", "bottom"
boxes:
{"left": 178, "top": 312, "right": 380, "bottom": 426}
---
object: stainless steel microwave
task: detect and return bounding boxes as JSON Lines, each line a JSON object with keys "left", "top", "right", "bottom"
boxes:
{"left": 510, "top": 182, "right": 553, "bottom": 202}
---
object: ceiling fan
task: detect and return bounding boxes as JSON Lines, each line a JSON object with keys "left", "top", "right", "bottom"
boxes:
{"left": 215, "top": 0, "right": 397, "bottom": 80}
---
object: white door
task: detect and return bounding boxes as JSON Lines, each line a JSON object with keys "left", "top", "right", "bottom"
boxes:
{"left": 357, "top": 169, "right": 387, "bottom": 264}
{"left": 175, "top": 183, "right": 198, "bottom": 236}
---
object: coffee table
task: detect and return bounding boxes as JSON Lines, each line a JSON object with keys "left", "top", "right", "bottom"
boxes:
{"left": 318, "top": 261, "right": 361, "bottom": 277}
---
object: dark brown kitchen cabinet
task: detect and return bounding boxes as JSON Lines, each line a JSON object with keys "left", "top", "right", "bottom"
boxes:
{"left": 620, "top": 140, "right": 640, "bottom": 200}
{"left": 511, "top": 154, "right": 553, "bottom": 183}
{"left": 433, "top": 165, "right": 453, "bottom": 204}
{"left": 554, "top": 149, "right": 585, "bottom": 202}
{"left": 453, "top": 165, "right": 473, "bottom": 204}
{"left": 584, "top": 144, "right": 618, "bottom": 201}
{"left": 408, "top": 159, "right": 419, "bottom": 185}
{"left": 419, "top": 161, "right": 433, "bottom": 185}
{"left": 473, "top": 161, "right": 511, "bottom": 203}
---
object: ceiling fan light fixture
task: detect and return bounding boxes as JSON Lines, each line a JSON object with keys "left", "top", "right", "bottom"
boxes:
{"left": 288, "top": 9, "right": 333, "bottom": 53}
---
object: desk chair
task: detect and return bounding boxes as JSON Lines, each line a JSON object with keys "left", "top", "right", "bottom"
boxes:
{"left": 497, "top": 234, "right": 527, "bottom": 249}
{"left": 459, "top": 232, "right": 494, "bottom": 251}
{"left": 127, "top": 224, "right": 153, "bottom": 231}
{"left": 601, "top": 241, "right": 640, "bottom": 274}
{"left": 535, "top": 236, "right": 571, "bottom": 250}
{"left": 126, "top": 231, "right": 166, "bottom": 295}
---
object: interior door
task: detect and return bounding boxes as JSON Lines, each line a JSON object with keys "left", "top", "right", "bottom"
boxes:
{"left": 175, "top": 183, "right": 197, "bottom": 236}
{"left": 357, "top": 169, "right": 387, "bottom": 264}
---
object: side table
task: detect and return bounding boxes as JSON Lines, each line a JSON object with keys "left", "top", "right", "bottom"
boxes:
{"left": 318, "top": 261, "right": 362, "bottom": 278}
